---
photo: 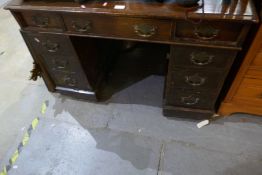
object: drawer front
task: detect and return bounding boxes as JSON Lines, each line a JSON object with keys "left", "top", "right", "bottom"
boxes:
{"left": 52, "top": 71, "right": 81, "bottom": 89}
{"left": 174, "top": 21, "right": 245, "bottom": 45}
{"left": 26, "top": 33, "right": 73, "bottom": 56}
{"left": 63, "top": 14, "right": 172, "bottom": 41}
{"left": 23, "top": 32, "right": 91, "bottom": 90}
{"left": 166, "top": 88, "right": 216, "bottom": 109}
{"left": 27, "top": 33, "right": 81, "bottom": 73}
{"left": 41, "top": 55, "right": 78, "bottom": 74}
{"left": 171, "top": 69, "right": 224, "bottom": 90}
{"left": 171, "top": 46, "right": 236, "bottom": 69}
{"left": 233, "top": 78, "right": 262, "bottom": 105}
{"left": 20, "top": 11, "right": 64, "bottom": 31}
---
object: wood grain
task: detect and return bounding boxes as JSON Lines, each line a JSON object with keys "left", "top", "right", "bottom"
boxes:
{"left": 218, "top": 7, "right": 262, "bottom": 116}
{"left": 5, "top": 0, "right": 258, "bottom": 22}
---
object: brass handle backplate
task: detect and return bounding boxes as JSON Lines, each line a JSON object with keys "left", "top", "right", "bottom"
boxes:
{"left": 185, "top": 74, "right": 206, "bottom": 86}
{"left": 134, "top": 24, "right": 157, "bottom": 38}
{"left": 72, "top": 21, "right": 91, "bottom": 32}
{"left": 181, "top": 95, "right": 200, "bottom": 106}
{"left": 32, "top": 16, "right": 49, "bottom": 28}
{"left": 190, "top": 52, "right": 214, "bottom": 66}
{"left": 194, "top": 24, "right": 219, "bottom": 40}
{"left": 52, "top": 59, "right": 68, "bottom": 70}
{"left": 42, "top": 40, "right": 59, "bottom": 53}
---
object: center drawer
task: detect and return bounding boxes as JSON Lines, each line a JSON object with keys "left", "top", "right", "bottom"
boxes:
{"left": 63, "top": 14, "right": 172, "bottom": 41}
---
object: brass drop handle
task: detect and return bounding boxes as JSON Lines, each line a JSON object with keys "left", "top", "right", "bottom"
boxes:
{"left": 134, "top": 24, "right": 157, "bottom": 38}
{"left": 190, "top": 52, "right": 214, "bottom": 66}
{"left": 52, "top": 59, "right": 68, "bottom": 70}
{"left": 181, "top": 95, "right": 200, "bottom": 105}
{"left": 194, "top": 24, "right": 219, "bottom": 40}
{"left": 42, "top": 41, "right": 59, "bottom": 53}
{"left": 63, "top": 75, "right": 77, "bottom": 87}
{"left": 185, "top": 74, "right": 206, "bottom": 86}
{"left": 72, "top": 21, "right": 91, "bottom": 32}
{"left": 32, "top": 16, "right": 49, "bottom": 28}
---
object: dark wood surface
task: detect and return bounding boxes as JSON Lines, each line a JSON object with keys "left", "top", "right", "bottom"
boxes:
{"left": 5, "top": 0, "right": 258, "bottom": 22}
{"left": 5, "top": 0, "right": 259, "bottom": 119}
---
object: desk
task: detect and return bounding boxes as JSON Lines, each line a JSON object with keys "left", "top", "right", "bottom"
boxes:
{"left": 5, "top": 0, "right": 258, "bottom": 119}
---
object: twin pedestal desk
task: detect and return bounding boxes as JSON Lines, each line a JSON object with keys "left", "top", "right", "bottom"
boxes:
{"left": 6, "top": 0, "right": 258, "bottom": 119}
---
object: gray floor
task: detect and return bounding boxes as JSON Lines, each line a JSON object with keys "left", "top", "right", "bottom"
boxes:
{"left": 1, "top": 5, "right": 262, "bottom": 175}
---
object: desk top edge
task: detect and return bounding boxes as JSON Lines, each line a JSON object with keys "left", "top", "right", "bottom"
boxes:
{"left": 5, "top": 0, "right": 259, "bottom": 22}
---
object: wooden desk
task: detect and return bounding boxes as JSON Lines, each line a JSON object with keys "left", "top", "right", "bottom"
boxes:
{"left": 5, "top": 0, "right": 258, "bottom": 119}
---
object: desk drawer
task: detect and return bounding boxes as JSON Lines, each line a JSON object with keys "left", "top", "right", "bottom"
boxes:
{"left": 63, "top": 14, "right": 172, "bottom": 41}
{"left": 19, "top": 11, "right": 64, "bottom": 31}
{"left": 47, "top": 70, "right": 92, "bottom": 91}
{"left": 53, "top": 71, "right": 78, "bottom": 88}
{"left": 22, "top": 32, "right": 92, "bottom": 91}
{"left": 166, "top": 88, "right": 216, "bottom": 109}
{"left": 26, "top": 33, "right": 85, "bottom": 77}
{"left": 171, "top": 46, "right": 236, "bottom": 69}
{"left": 170, "top": 68, "right": 224, "bottom": 90}
{"left": 26, "top": 33, "right": 73, "bottom": 57}
{"left": 174, "top": 21, "right": 245, "bottom": 46}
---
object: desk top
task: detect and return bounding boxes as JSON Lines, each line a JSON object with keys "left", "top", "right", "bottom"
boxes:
{"left": 6, "top": 0, "right": 258, "bottom": 22}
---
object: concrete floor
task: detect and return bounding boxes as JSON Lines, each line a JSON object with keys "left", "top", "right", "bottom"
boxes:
{"left": 1, "top": 4, "right": 262, "bottom": 175}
